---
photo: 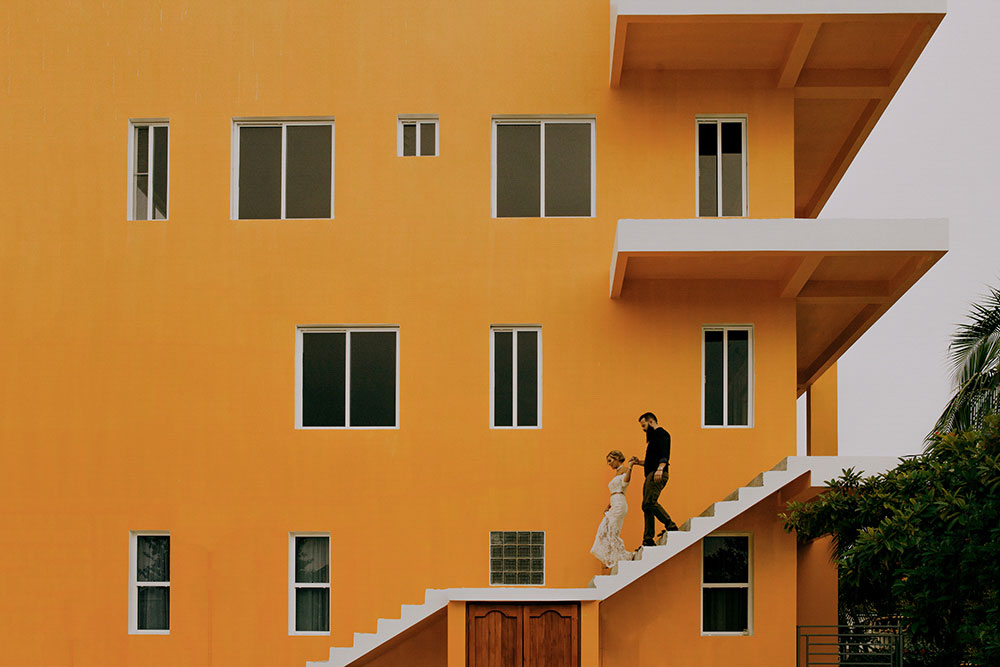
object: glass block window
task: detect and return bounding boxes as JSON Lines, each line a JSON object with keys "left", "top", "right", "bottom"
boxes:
{"left": 296, "top": 327, "right": 399, "bottom": 428}
{"left": 697, "top": 118, "right": 747, "bottom": 217}
{"left": 489, "top": 531, "right": 544, "bottom": 586}
{"left": 702, "top": 535, "right": 751, "bottom": 634}
{"left": 232, "top": 119, "right": 334, "bottom": 219}
{"left": 129, "top": 532, "right": 170, "bottom": 634}
{"left": 289, "top": 533, "right": 330, "bottom": 634}
{"left": 128, "top": 121, "right": 168, "bottom": 220}
{"left": 398, "top": 116, "right": 438, "bottom": 156}
{"left": 493, "top": 118, "right": 594, "bottom": 218}
{"left": 491, "top": 326, "right": 541, "bottom": 428}
{"left": 703, "top": 326, "right": 753, "bottom": 427}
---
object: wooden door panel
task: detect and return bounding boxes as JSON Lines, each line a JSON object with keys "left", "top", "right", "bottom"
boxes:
{"left": 523, "top": 604, "right": 579, "bottom": 667}
{"left": 468, "top": 604, "right": 523, "bottom": 667}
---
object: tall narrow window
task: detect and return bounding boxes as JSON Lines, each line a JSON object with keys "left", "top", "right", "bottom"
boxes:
{"left": 697, "top": 118, "right": 746, "bottom": 217}
{"left": 129, "top": 532, "right": 170, "bottom": 634}
{"left": 489, "top": 531, "right": 545, "bottom": 586}
{"left": 398, "top": 116, "right": 438, "bottom": 156}
{"left": 703, "top": 326, "right": 752, "bottom": 427}
{"left": 491, "top": 327, "right": 541, "bottom": 428}
{"left": 289, "top": 533, "right": 330, "bottom": 634}
{"left": 702, "top": 535, "right": 751, "bottom": 634}
{"left": 296, "top": 327, "right": 399, "bottom": 428}
{"left": 233, "top": 120, "right": 334, "bottom": 219}
{"left": 129, "top": 121, "right": 168, "bottom": 220}
{"left": 493, "top": 118, "right": 594, "bottom": 218}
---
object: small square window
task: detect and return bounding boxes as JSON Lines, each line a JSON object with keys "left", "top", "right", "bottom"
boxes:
{"left": 129, "top": 531, "right": 170, "bottom": 634}
{"left": 398, "top": 116, "right": 438, "bottom": 156}
{"left": 232, "top": 119, "right": 334, "bottom": 220}
{"left": 702, "top": 535, "right": 752, "bottom": 634}
{"left": 128, "top": 121, "right": 168, "bottom": 220}
{"left": 491, "top": 327, "right": 542, "bottom": 428}
{"left": 289, "top": 533, "right": 330, "bottom": 635}
{"left": 296, "top": 327, "right": 399, "bottom": 429}
{"left": 489, "top": 531, "right": 544, "bottom": 586}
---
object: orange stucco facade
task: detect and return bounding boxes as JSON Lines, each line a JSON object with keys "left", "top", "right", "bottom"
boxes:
{"left": 0, "top": 0, "right": 942, "bottom": 665}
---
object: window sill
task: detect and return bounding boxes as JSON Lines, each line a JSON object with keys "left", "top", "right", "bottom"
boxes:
{"left": 129, "top": 629, "right": 170, "bottom": 635}
{"left": 289, "top": 631, "right": 331, "bottom": 637}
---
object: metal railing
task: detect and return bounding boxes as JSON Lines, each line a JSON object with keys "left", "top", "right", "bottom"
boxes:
{"left": 797, "top": 625, "right": 903, "bottom": 667}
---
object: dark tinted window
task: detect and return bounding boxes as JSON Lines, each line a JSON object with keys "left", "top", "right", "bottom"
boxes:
{"left": 727, "top": 330, "right": 749, "bottom": 426}
{"left": 493, "top": 331, "right": 514, "bottom": 427}
{"left": 698, "top": 122, "right": 719, "bottom": 217}
{"left": 420, "top": 122, "right": 436, "bottom": 156}
{"left": 517, "top": 330, "right": 538, "bottom": 426}
{"left": 152, "top": 126, "right": 168, "bottom": 219}
{"left": 286, "top": 125, "right": 332, "bottom": 219}
{"left": 350, "top": 331, "right": 397, "bottom": 427}
{"left": 544, "top": 123, "right": 590, "bottom": 216}
{"left": 238, "top": 126, "right": 282, "bottom": 219}
{"left": 704, "top": 330, "right": 724, "bottom": 425}
{"left": 703, "top": 588, "right": 748, "bottom": 633}
{"left": 496, "top": 124, "right": 541, "bottom": 217}
{"left": 721, "top": 122, "right": 744, "bottom": 216}
{"left": 402, "top": 123, "right": 416, "bottom": 156}
{"left": 703, "top": 536, "right": 748, "bottom": 583}
{"left": 302, "top": 332, "right": 346, "bottom": 427}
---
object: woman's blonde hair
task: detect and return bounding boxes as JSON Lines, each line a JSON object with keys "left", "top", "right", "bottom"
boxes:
{"left": 606, "top": 450, "right": 625, "bottom": 463}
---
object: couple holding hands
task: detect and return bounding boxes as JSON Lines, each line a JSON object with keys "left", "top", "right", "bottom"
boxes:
{"left": 590, "top": 412, "right": 679, "bottom": 568}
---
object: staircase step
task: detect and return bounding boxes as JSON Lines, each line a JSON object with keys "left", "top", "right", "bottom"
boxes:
{"left": 352, "top": 632, "right": 378, "bottom": 650}
{"left": 770, "top": 457, "right": 789, "bottom": 472}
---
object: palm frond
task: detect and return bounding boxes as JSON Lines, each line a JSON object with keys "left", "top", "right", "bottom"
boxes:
{"left": 930, "top": 285, "right": 1000, "bottom": 444}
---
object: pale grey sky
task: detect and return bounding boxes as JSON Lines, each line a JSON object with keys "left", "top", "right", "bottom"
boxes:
{"left": 803, "top": 0, "right": 1000, "bottom": 457}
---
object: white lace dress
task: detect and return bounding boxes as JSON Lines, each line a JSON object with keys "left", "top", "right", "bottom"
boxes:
{"left": 590, "top": 471, "right": 634, "bottom": 567}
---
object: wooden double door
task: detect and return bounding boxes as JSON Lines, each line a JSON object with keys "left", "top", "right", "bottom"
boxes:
{"left": 467, "top": 603, "right": 579, "bottom": 667}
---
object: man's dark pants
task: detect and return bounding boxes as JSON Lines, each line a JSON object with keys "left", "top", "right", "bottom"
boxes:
{"left": 642, "top": 470, "right": 678, "bottom": 545}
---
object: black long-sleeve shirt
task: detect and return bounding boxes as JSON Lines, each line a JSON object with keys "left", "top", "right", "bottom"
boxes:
{"left": 644, "top": 426, "right": 671, "bottom": 477}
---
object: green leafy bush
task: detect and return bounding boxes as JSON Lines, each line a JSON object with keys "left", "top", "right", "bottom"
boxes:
{"left": 782, "top": 416, "right": 1000, "bottom": 666}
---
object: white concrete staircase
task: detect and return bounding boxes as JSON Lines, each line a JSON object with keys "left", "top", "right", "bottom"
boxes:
{"left": 307, "top": 455, "right": 899, "bottom": 667}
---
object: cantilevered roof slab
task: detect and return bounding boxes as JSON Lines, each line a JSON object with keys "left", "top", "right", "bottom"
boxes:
{"left": 610, "top": 0, "right": 946, "bottom": 218}
{"left": 610, "top": 218, "right": 947, "bottom": 394}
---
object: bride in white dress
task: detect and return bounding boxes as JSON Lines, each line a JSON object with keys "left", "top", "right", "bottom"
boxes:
{"left": 590, "top": 450, "right": 637, "bottom": 568}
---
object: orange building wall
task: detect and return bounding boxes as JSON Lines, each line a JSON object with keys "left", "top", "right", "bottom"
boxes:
{"left": 796, "top": 537, "right": 839, "bottom": 628}
{"left": 599, "top": 495, "right": 800, "bottom": 667}
{"left": 808, "top": 364, "right": 840, "bottom": 456}
{"left": 353, "top": 613, "right": 447, "bottom": 667}
{"left": 0, "top": 1, "right": 800, "bottom": 665}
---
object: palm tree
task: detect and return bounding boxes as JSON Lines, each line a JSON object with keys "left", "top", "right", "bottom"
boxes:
{"left": 932, "top": 285, "right": 1000, "bottom": 438}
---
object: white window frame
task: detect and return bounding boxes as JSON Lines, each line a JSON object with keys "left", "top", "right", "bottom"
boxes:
{"left": 701, "top": 325, "right": 754, "bottom": 428}
{"left": 128, "top": 530, "right": 170, "bottom": 635}
{"left": 230, "top": 117, "right": 335, "bottom": 220}
{"left": 701, "top": 532, "right": 753, "bottom": 636}
{"left": 127, "top": 119, "right": 170, "bottom": 221}
{"left": 695, "top": 116, "right": 748, "bottom": 218}
{"left": 288, "top": 532, "right": 331, "bottom": 636}
{"left": 294, "top": 326, "right": 401, "bottom": 430}
{"left": 489, "top": 326, "right": 542, "bottom": 429}
{"left": 488, "top": 531, "right": 546, "bottom": 587}
{"left": 397, "top": 115, "right": 439, "bottom": 156}
{"left": 491, "top": 116, "right": 596, "bottom": 218}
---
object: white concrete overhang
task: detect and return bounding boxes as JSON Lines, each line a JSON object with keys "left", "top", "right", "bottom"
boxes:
{"left": 610, "top": 218, "right": 948, "bottom": 394}
{"left": 609, "top": 0, "right": 946, "bottom": 218}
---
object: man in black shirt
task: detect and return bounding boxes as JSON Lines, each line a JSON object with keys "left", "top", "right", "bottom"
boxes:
{"left": 630, "top": 411, "right": 678, "bottom": 546}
